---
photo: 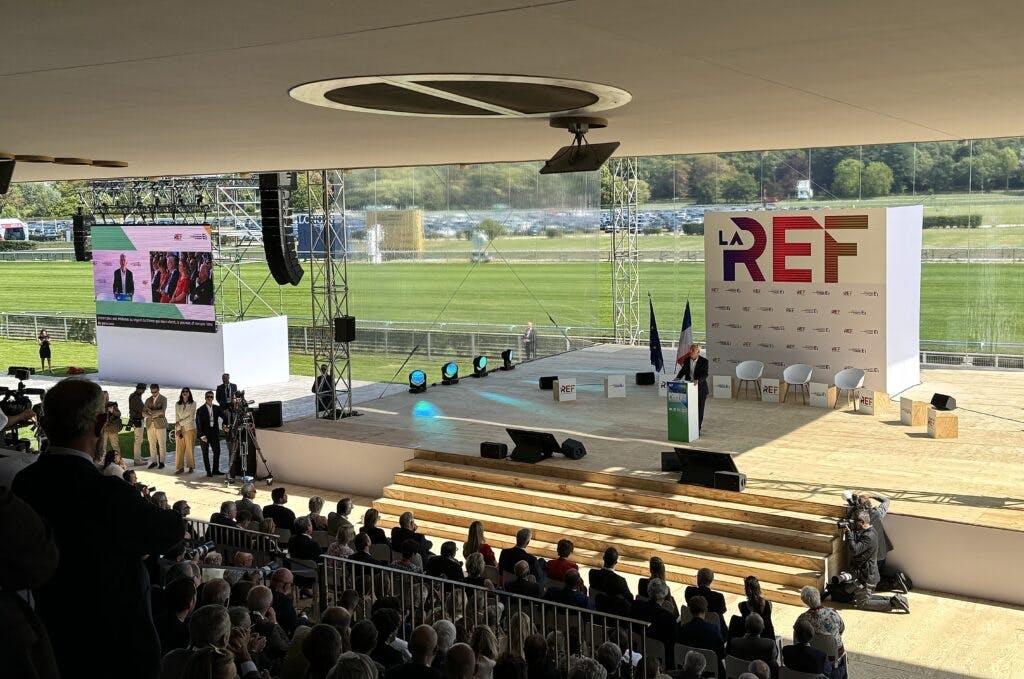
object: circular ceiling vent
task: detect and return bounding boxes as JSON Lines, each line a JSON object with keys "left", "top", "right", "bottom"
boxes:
{"left": 289, "top": 74, "right": 631, "bottom": 118}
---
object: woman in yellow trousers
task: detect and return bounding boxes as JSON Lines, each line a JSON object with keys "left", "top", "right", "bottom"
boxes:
{"left": 174, "top": 387, "right": 198, "bottom": 474}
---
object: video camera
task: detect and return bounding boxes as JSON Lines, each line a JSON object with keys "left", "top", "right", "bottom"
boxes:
{"left": 1, "top": 366, "right": 46, "bottom": 419}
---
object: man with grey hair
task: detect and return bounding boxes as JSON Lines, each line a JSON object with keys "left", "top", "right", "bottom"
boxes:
{"left": 568, "top": 656, "right": 607, "bottom": 679}
{"left": 432, "top": 619, "right": 457, "bottom": 670}
{"left": 159, "top": 604, "right": 260, "bottom": 679}
{"left": 200, "top": 577, "right": 231, "bottom": 607}
{"left": 498, "top": 527, "right": 543, "bottom": 583}
{"left": 674, "top": 650, "right": 706, "bottom": 679}
{"left": 248, "top": 585, "right": 291, "bottom": 664}
{"left": 843, "top": 510, "right": 909, "bottom": 613}
{"left": 237, "top": 482, "right": 264, "bottom": 522}
{"left": 211, "top": 500, "right": 238, "bottom": 527}
{"left": 13, "top": 377, "right": 184, "bottom": 679}
{"left": 745, "top": 660, "right": 770, "bottom": 679}
{"left": 391, "top": 510, "right": 433, "bottom": 558}
{"left": 728, "top": 614, "right": 778, "bottom": 678}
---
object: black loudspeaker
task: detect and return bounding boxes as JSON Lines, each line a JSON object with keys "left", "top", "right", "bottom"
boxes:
{"left": 714, "top": 471, "right": 747, "bottom": 492}
{"left": 636, "top": 372, "right": 656, "bottom": 385}
{"left": 255, "top": 401, "right": 283, "bottom": 428}
{"left": 72, "top": 213, "right": 94, "bottom": 262}
{"left": 674, "top": 448, "right": 740, "bottom": 488}
{"left": 507, "top": 428, "right": 560, "bottom": 463}
{"left": 334, "top": 316, "right": 356, "bottom": 343}
{"left": 0, "top": 159, "right": 14, "bottom": 195}
{"left": 259, "top": 172, "right": 304, "bottom": 286}
{"left": 480, "top": 441, "right": 508, "bottom": 459}
{"left": 660, "top": 451, "right": 681, "bottom": 472}
{"left": 930, "top": 393, "right": 956, "bottom": 411}
{"left": 561, "top": 438, "right": 587, "bottom": 460}
{"left": 539, "top": 376, "right": 558, "bottom": 390}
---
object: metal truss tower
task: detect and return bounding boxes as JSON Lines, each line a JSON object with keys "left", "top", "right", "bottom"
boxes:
{"left": 305, "top": 170, "right": 353, "bottom": 419}
{"left": 610, "top": 157, "right": 641, "bottom": 345}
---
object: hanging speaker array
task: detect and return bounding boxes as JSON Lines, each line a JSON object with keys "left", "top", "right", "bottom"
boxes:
{"left": 258, "top": 172, "right": 304, "bottom": 286}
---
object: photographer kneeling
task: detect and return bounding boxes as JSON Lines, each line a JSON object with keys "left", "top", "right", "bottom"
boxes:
{"left": 843, "top": 510, "right": 910, "bottom": 614}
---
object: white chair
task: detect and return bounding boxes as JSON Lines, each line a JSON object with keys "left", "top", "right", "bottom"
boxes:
{"left": 783, "top": 364, "right": 813, "bottom": 404}
{"left": 779, "top": 668, "right": 826, "bottom": 679}
{"left": 833, "top": 368, "right": 865, "bottom": 409}
{"left": 724, "top": 655, "right": 749, "bottom": 679}
{"left": 736, "top": 361, "right": 764, "bottom": 399}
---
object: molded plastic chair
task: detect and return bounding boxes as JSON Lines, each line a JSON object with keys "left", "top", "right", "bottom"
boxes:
{"left": 783, "top": 364, "right": 813, "bottom": 404}
{"left": 724, "top": 655, "right": 749, "bottom": 679}
{"left": 674, "top": 644, "right": 720, "bottom": 677}
{"left": 736, "top": 361, "right": 764, "bottom": 399}
{"left": 483, "top": 564, "right": 501, "bottom": 585}
{"left": 833, "top": 368, "right": 865, "bottom": 409}
{"left": 369, "top": 543, "right": 392, "bottom": 563}
{"left": 311, "top": 530, "right": 331, "bottom": 549}
{"left": 779, "top": 668, "right": 827, "bottom": 679}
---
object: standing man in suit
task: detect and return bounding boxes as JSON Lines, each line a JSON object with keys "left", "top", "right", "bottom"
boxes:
{"left": 196, "top": 390, "right": 224, "bottom": 476}
{"left": 128, "top": 383, "right": 148, "bottom": 466}
{"left": 216, "top": 373, "right": 238, "bottom": 415}
{"left": 588, "top": 547, "right": 633, "bottom": 614}
{"left": 12, "top": 378, "right": 185, "bottom": 679}
{"left": 675, "top": 343, "right": 709, "bottom": 429}
{"left": 522, "top": 321, "right": 537, "bottom": 360}
{"left": 313, "top": 364, "right": 336, "bottom": 418}
{"left": 143, "top": 384, "right": 167, "bottom": 470}
{"left": 113, "top": 253, "right": 135, "bottom": 299}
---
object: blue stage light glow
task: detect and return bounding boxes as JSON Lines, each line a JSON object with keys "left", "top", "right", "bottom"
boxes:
{"left": 412, "top": 401, "right": 440, "bottom": 418}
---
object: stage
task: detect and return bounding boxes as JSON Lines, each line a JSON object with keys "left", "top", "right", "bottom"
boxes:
{"left": 273, "top": 344, "right": 1024, "bottom": 532}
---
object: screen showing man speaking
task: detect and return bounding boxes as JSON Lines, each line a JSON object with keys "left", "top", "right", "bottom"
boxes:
{"left": 92, "top": 224, "right": 216, "bottom": 332}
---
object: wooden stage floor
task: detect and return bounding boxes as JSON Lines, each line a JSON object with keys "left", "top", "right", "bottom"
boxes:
{"left": 280, "top": 345, "right": 1024, "bottom": 532}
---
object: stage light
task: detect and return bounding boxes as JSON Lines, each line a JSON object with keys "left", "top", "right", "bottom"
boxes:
{"left": 500, "top": 349, "right": 515, "bottom": 371}
{"left": 472, "top": 355, "right": 488, "bottom": 378}
{"left": 441, "top": 362, "right": 460, "bottom": 385}
{"left": 409, "top": 369, "right": 427, "bottom": 394}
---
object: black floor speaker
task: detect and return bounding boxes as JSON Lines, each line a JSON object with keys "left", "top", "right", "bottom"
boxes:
{"left": 561, "top": 438, "right": 587, "bottom": 460}
{"left": 539, "top": 376, "right": 558, "bottom": 390}
{"left": 930, "top": 393, "right": 956, "bottom": 410}
{"left": 714, "top": 471, "right": 747, "bottom": 492}
{"left": 334, "top": 316, "right": 356, "bottom": 343}
{"left": 635, "top": 372, "right": 656, "bottom": 385}
{"left": 660, "top": 451, "right": 681, "bottom": 472}
{"left": 255, "top": 401, "right": 283, "bottom": 428}
{"left": 480, "top": 441, "right": 508, "bottom": 459}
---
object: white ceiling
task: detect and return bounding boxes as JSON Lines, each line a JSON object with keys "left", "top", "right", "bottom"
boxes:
{"left": 5, "top": 0, "right": 1024, "bottom": 182}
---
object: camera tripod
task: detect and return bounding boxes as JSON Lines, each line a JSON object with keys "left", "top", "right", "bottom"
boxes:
{"left": 225, "top": 405, "right": 274, "bottom": 486}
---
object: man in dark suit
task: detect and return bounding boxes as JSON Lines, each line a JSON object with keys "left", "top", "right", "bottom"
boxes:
{"left": 425, "top": 541, "right": 465, "bottom": 581}
{"left": 288, "top": 517, "right": 323, "bottom": 561}
{"left": 588, "top": 547, "right": 633, "bottom": 613}
{"left": 684, "top": 568, "right": 728, "bottom": 619}
{"left": 728, "top": 613, "right": 779, "bottom": 679}
{"left": 269, "top": 568, "right": 307, "bottom": 635}
{"left": 216, "top": 373, "right": 238, "bottom": 414}
{"left": 162, "top": 254, "right": 180, "bottom": 301}
{"left": 196, "top": 390, "right": 224, "bottom": 476}
{"left": 387, "top": 624, "right": 442, "bottom": 679}
{"left": 675, "top": 343, "right": 709, "bottom": 428}
{"left": 629, "top": 578, "right": 677, "bottom": 649}
{"left": 498, "top": 528, "right": 543, "bottom": 583}
{"left": 12, "top": 378, "right": 185, "bottom": 679}
{"left": 263, "top": 487, "right": 296, "bottom": 531}
{"left": 782, "top": 619, "right": 831, "bottom": 677}
{"left": 390, "top": 511, "right": 433, "bottom": 559}
{"left": 113, "top": 253, "right": 134, "bottom": 297}
{"left": 210, "top": 500, "right": 238, "bottom": 527}
{"left": 505, "top": 560, "right": 543, "bottom": 597}
{"left": 189, "top": 263, "right": 214, "bottom": 305}
{"left": 543, "top": 569, "right": 591, "bottom": 610}
{"left": 522, "top": 321, "right": 537, "bottom": 360}
{"left": 153, "top": 576, "right": 195, "bottom": 654}
{"left": 677, "top": 596, "right": 726, "bottom": 677}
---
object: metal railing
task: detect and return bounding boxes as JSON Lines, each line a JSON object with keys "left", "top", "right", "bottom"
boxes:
{"left": 185, "top": 518, "right": 282, "bottom": 566}
{"left": 320, "top": 555, "right": 652, "bottom": 676}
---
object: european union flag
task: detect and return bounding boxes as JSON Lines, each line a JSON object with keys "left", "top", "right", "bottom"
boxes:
{"left": 649, "top": 296, "right": 664, "bottom": 372}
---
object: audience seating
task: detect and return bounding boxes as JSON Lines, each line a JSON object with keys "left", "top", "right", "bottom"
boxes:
{"left": 369, "top": 543, "right": 392, "bottom": 563}
{"left": 675, "top": 644, "right": 720, "bottom": 677}
{"left": 311, "top": 530, "right": 331, "bottom": 549}
{"left": 483, "top": 564, "right": 501, "bottom": 583}
{"left": 724, "top": 655, "right": 748, "bottom": 679}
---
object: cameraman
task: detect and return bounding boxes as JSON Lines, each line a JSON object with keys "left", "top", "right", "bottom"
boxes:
{"left": 0, "top": 405, "right": 36, "bottom": 433}
{"left": 102, "top": 397, "right": 123, "bottom": 455}
{"left": 843, "top": 510, "right": 910, "bottom": 614}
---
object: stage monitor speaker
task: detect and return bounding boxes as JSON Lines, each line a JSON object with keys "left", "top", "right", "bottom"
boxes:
{"left": 539, "top": 376, "right": 558, "bottom": 390}
{"left": 635, "top": 372, "right": 656, "bottom": 385}
{"left": 0, "top": 159, "right": 14, "bottom": 195}
{"left": 259, "top": 172, "right": 304, "bottom": 286}
{"left": 713, "top": 471, "right": 747, "bottom": 492}
{"left": 72, "top": 213, "right": 94, "bottom": 262}
{"left": 930, "top": 393, "right": 956, "bottom": 411}
{"left": 660, "top": 451, "right": 681, "bottom": 472}
{"left": 255, "top": 401, "right": 283, "bottom": 428}
{"left": 674, "top": 447, "right": 739, "bottom": 488}
{"left": 480, "top": 441, "right": 508, "bottom": 459}
{"left": 561, "top": 438, "right": 587, "bottom": 460}
{"left": 334, "top": 316, "right": 356, "bottom": 343}
{"left": 507, "top": 428, "right": 560, "bottom": 463}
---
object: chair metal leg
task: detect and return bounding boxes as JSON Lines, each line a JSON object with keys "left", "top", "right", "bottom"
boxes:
{"left": 834, "top": 388, "right": 842, "bottom": 408}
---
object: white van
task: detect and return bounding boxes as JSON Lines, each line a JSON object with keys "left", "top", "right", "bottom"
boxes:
{"left": 0, "top": 218, "right": 30, "bottom": 241}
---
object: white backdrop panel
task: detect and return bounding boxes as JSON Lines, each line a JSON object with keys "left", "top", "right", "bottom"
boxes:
{"left": 885, "top": 206, "right": 923, "bottom": 393}
{"left": 222, "top": 316, "right": 290, "bottom": 388}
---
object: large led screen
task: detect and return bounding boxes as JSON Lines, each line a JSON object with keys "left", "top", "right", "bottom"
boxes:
{"left": 93, "top": 225, "right": 216, "bottom": 332}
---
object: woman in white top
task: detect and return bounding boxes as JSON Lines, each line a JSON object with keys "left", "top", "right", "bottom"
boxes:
{"left": 101, "top": 449, "right": 127, "bottom": 477}
{"left": 174, "top": 387, "right": 197, "bottom": 474}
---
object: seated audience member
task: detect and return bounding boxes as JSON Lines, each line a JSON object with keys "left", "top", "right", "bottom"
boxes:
{"left": 361, "top": 507, "right": 390, "bottom": 545}
{"left": 495, "top": 654, "right": 530, "bottom": 679}
{"left": 328, "top": 497, "right": 355, "bottom": 536}
{"left": 746, "top": 660, "right": 771, "bottom": 679}
{"left": 305, "top": 624, "right": 345, "bottom": 679}
{"left": 544, "top": 569, "right": 591, "bottom": 609}
{"left": 173, "top": 499, "right": 191, "bottom": 518}
{"left": 523, "top": 634, "right": 557, "bottom": 679}
{"left": 237, "top": 482, "right": 264, "bottom": 523}
{"left": 160, "top": 605, "right": 255, "bottom": 679}
{"left": 427, "top": 541, "right": 466, "bottom": 581}
{"left": 391, "top": 511, "right": 433, "bottom": 558}
{"left": 351, "top": 619, "right": 387, "bottom": 676}
{"left": 629, "top": 578, "right": 677, "bottom": 648}
{"left": 349, "top": 533, "right": 383, "bottom": 565}
{"left": 387, "top": 624, "right": 441, "bottom": 679}
{"left": 237, "top": 509, "right": 254, "bottom": 531}
{"left": 210, "top": 500, "right": 238, "bottom": 527}
{"left": 199, "top": 577, "right": 231, "bottom": 608}
{"left": 371, "top": 608, "right": 407, "bottom": 670}
{"left": 505, "top": 560, "right": 542, "bottom": 598}
{"left": 202, "top": 551, "right": 224, "bottom": 569}
{"left": 154, "top": 576, "right": 196, "bottom": 654}
{"left": 330, "top": 651, "right": 381, "bottom": 679}
{"left": 395, "top": 539, "right": 425, "bottom": 573}
{"left": 782, "top": 619, "right": 830, "bottom": 677}
{"left": 321, "top": 606, "right": 353, "bottom": 653}
{"left": 738, "top": 576, "right": 775, "bottom": 639}
{"left": 670, "top": 650, "right": 707, "bottom": 679}
{"left": 567, "top": 657, "right": 606, "bottom": 679}
{"left": 501, "top": 612, "right": 534, "bottom": 660}
{"left": 684, "top": 568, "right": 727, "bottom": 619}
{"left": 589, "top": 548, "right": 633, "bottom": 614}
{"left": 595, "top": 642, "right": 623, "bottom": 679}
{"left": 638, "top": 557, "right": 678, "bottom": 611}
{"left": 101, "top": 448, "right": 128, "bottom": 477}
{"left": 289, "top": 517, "right": 324, "bottom": 560}
{"left": 233, "top": 551, "right": 255, "bottom": 569}
{"left": 794, "top": 586, "right": 845, "bottom": 663}
{"left": 270, "top": 568, "right": 307, "bottom": 635}
{"left": 263, "top": 487, "right": 296, "bottom": 531}
{"left": 463, "top": 520, "right": 497, "bottom": 567}
{"left": 498, "top": 528, "right": 543, "bottom": 584}
{"left": 463, "top": 552, "right": 493, "bottom": 589}
{"left": 151, "top": 491, "right": 170, "bottom": 510}
{"left": 247, "top": 585, "right": 291, "bottom": 661}
{"left": 544, "top": 539, "right": 581, "bottom": 584}
{"left": 230, "top": 579, "right": 255, "bottom": 607}
{"left": 445, "top": 643, "right": 477, "bottom": 679}
{"left": 470, "top": 626, "right": 499, "bottom": 679}
{"left": 432, "top": 620, "right": 457, "bottom": 670}
{"left": 677, "top": 596, "right": 725, "bottom": 663}
{"left": 309, "top": 495, "right": 329, "bottom": 531}
{"left": 728, "top": 613, "right": 779, "bottom": 679}
{"left": 330, "top": 523, "right": 358, "bottom": 558}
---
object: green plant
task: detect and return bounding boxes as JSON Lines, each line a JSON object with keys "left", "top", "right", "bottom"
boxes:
{"left": 922, "top": 215, "right": 983, "bottom": 228}
{"left": 0, "top": 241, "right": 38, "bottom": 251}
